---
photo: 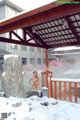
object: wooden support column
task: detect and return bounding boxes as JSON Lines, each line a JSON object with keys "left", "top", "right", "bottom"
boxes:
{"left": 46, "top": 49, "right": 49, "bottom": 70}
{"left": 22, "top": 28, "right": 27, "bottom": 41}
{"left": 9, "top": 31, "right": 12, "bottom": 39}
{"left": 49, "top": 76, "right": 53, "bottom": 98}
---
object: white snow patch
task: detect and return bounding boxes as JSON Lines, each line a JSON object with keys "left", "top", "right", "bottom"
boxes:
{"left": 51, "top": 78, "right": 80, "bottom": 82}
{"left": 4, "top": 54, "right": 18, "bottom": 61}
{"left": 0, "top": 96, "right": 80, "bottom": 120}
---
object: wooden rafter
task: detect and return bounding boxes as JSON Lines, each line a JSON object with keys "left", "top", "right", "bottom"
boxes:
{"left": 0, "top": 36, "right": 47, "bottom": 48}
{"left": 11, "top": 31, "right": 23, "bottom": 41}
{"left": 65, "top": 16, "right": 80, "bottom": 42}
{"left": 49, "top": 41, "right": 80, "bottom": 48}
{"left": 26, "top": 31, "right": 42, "bottom": 44}
{"left": 46, "top": 37, "right": 78, "bottom": 43}
{"left": 26, "top": 27, "right": 48, "bottom": 46}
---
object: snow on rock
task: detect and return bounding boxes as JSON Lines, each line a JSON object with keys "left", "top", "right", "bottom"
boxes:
{"left": 0, "top": 96, "right": 80, "bottom": 120}
{"left": 4, "top": 54, "right": 18, "bottom": 61}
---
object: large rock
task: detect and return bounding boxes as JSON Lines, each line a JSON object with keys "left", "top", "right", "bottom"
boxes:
{"left": 2, "top": 54, "right": 24, "bottom": 97}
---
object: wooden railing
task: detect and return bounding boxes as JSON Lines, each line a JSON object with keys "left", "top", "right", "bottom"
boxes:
{"left": 49, "top": 78, "right": 80, "bottom": 103}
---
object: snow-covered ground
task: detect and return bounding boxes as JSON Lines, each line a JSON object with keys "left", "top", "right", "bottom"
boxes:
{"left": 0, "top": 96, "right": 80, "bottom": 120}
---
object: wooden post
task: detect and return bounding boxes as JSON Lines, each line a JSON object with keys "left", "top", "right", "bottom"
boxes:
{"left": 69, "top": 82, "right": 72, "bottom": 102}
{"left": 46, "top": 49, "right": 49, "bottom": 88}
{"left": 49, "top": 77, "right": 53, "bottom": 98}
{"left": 64, "top": 82, "right": 66, "bottom": 100}
{"left": 59, "top": 81, "right": 62, "bottom": 100}
{"left": 74, "top": 83, "right": 77, "bottom": 103}
{"left": 46, "top": 49, "right": 49, "bottom": 69}
{"left": 54, "top": 81, "right": 57, "bottom": 99}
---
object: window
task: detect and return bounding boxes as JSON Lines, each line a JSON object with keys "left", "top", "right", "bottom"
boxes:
{"left": 43, "top": 58, "right": 46, "bottom": 64}
{"left": 21, "top": 45, "right": 27, "bottom": 51}
{"left": 0, "top": 56, "right": 3, "bottom": 61}
{"left": 37, "top": 58, "right": 41, "bottom": 65}
{"left": 10, "top": 44, "right": 17, "bottom": 50}
{"left": 30, "top": 47, "right": 34, "bottom": 52}
{"left": 37, "top": 48, "right": 41, "bottom": 53}
{"left": 0, "top": 56, "right": 3, "bottom": 74}
{"left": 30, "top": 58, "right": 35, "bottom": 64}
{"left": 21, "top": 58, "right": 27, "bottom": 65}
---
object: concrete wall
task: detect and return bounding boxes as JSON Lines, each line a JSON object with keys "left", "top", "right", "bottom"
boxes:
{"left": 0, "top": 5, "right": 7, "bottom": 50}
{"left": 0, "top": 5, "right": 6, "bottom": 20}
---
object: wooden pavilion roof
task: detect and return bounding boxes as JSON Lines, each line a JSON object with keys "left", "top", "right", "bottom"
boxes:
{"left": 0, "top": 0, "right": 80, "bottom": 49}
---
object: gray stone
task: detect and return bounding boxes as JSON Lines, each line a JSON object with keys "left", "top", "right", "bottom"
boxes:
{"left": 2, "top": 54, "right": 24, "bottom": 97}
{"left": 41, "top": 87, "right": 48, "bottom": 97}
{"left": 26, "top": 91, "right": 39, "bottom": 98}
{"left": 12, "top": 102, "right": 21, "bottom": 107}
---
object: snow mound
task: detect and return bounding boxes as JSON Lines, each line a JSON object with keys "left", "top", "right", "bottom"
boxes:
{"left": 0, "top": 96, "right": 80, "bottom": 120}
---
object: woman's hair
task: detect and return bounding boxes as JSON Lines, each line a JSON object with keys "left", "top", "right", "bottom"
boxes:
{"left": 33, "top": 71, "right": 38, "bottom": 79}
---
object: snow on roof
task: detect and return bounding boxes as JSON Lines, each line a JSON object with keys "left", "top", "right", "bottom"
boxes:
{"left": 0, "top": 0, "right": 24, "bottom": 12}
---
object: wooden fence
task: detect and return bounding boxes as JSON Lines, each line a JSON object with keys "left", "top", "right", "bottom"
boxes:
{"left": 49, "top": 78, "right": 80, "bottom": 103}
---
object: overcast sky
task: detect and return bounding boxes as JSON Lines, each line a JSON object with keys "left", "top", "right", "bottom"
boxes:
{"left": 9, "top": 0, "right": 56, "bottom": 11}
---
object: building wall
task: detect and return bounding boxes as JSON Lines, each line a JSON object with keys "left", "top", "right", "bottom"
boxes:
{"left": 0, "top": 5, "right": 6, "bottom": 20}
{"left": 0, "top": 5, "right": 7, "bottom": 50}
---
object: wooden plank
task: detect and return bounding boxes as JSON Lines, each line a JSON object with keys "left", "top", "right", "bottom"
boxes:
{"left": 54, "top": 81, "right": 57, "bottom": 99}
{"left": 69, "top": 82, "right": 72, "bottom": 102}
{"left": 74, "top": 83, "right": 77, "bottom": 103}
{"left": 64, "top": 82, "right": 66, "bottom": 100}
{"left": 59, "top": 81, "right": 62, "bottom": 100}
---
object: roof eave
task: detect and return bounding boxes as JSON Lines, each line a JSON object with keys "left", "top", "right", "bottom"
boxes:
{"left": 0, "top": 0, "right": 24, "bottom": 12}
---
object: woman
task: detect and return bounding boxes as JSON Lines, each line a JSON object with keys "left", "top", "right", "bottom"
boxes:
{"left": 29, "top": 71, "right": 39, "bottom": 90}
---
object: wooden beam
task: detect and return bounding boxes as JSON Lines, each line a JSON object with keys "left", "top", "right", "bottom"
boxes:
{"left": 46, "top": 37, "right": 77, "bottom": 43}
{"left": 11, "top": 31, "right": 23, "bottom": 41}
{"left": 9, "top": 31, "right": 12, "bottom": 39}
{"left": 46, "top": 49, "right": 49, "bottom": 69}
{"left": 38, "top": 27, "right": 79, "bottom": 36}
{"left": 26, "top": 27, "right": 47, "bottom": 46}
{"left": 35, "top": 22, "right": 63, "bottom": 31}
{"left": 65, "top": 16, "right": 80, "bottom": 42}
{"left": 0, "top": 37, "right": 47, "bottom": 48}
{"left": 22, "top": 28, "right": 27, "bottom": 40}
{"left": 43, "top": 34, "right": 75, "bottom": 40}
{"left": 26, "top": 31, "right": 42, "bottom": 45}
{"left": 0, "top": 2, "right": 80, "bottom": 34}
{"left": 49, "top": 41, "right": 80, "bottom": 48}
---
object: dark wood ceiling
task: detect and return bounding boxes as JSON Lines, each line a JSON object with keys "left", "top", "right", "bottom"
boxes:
{"left": 26, "top": 12, "right": 80, "bottom": 48}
